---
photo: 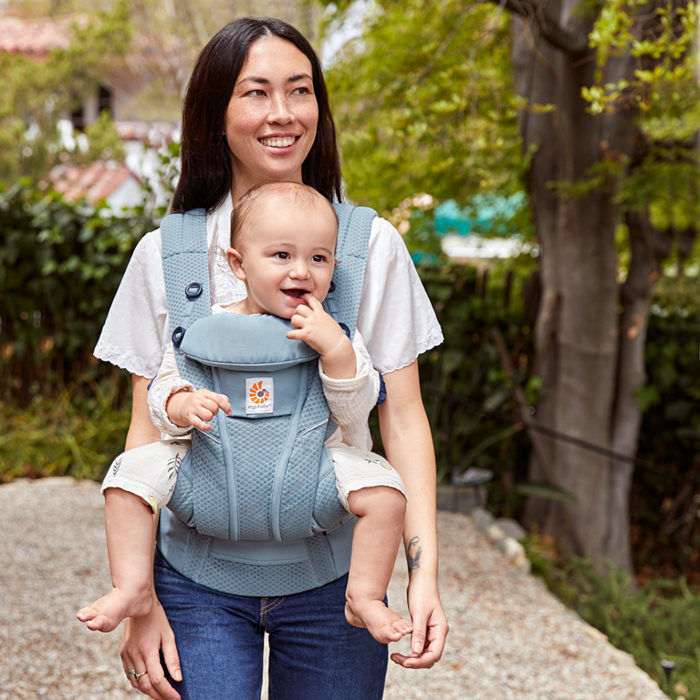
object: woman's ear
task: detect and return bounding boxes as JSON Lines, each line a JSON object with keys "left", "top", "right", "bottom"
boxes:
{"left": 227, "top": 247, "right": 246, "bottom": 281}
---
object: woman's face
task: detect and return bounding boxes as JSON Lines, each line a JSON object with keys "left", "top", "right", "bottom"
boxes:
{"left": 225, "top": 37, "right": 319, "bottom": 202}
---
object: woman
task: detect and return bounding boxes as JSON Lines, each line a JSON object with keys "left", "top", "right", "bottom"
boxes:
{"left": 95, "top": 17, "right": 448, "bottom": 700}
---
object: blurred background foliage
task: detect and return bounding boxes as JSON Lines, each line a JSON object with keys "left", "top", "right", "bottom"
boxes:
{"left": 0, "top": 0, "right": 132, "bottom": 181}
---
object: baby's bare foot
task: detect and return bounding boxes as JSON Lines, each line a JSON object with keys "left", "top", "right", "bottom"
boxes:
{"left": 76, "top": 587, "right": 152, "bottom": 633}
{"left": 345, "top": 599, "right": 413, "bottom": 644}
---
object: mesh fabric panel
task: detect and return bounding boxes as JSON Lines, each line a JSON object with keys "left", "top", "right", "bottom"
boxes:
{"left": 191, "top": 430, "right": 230, "bottom": 539}
{"left": 279, "top": 369, "right": 329, "bottom": 540}
{"left": 312, "top": 465, "right": 348, "bottom": 532}
{"left": 167, "top": 463, "right": 194, "bottom": 527}
{"left": 305, "top": 534, "right": 338, "bottom": 584}
{"left": 199, "top": 558, "right": 317, "bottom": 597}
{"left": 227, "top": 416, "right": 288, "bottom": 541}
{"left": 181, "top": 532, "right": 212, "bottom": 582}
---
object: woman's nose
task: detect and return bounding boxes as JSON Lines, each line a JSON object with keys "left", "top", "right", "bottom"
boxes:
{"left": 268, "top": 94, "right": 294, "bottom": 124}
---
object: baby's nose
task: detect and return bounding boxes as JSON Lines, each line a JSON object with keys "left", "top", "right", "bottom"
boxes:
{"left": 290, "top": 262, "right": 310, "bottom": 279}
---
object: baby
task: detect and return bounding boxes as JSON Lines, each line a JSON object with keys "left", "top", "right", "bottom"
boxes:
{"left": 78, "top": 181, "right": 412, "bottom": 645}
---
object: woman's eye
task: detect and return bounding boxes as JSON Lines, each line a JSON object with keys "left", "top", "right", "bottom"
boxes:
{"left": 293, "top": 87, "right": 311, "bottom": 95}
{"left": 246, "top": 89, "right": 266, "bottom": 97}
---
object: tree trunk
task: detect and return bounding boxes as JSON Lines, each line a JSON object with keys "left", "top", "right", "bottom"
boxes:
{"left": 511, "top": 11, "right": 647, "bottom": 571}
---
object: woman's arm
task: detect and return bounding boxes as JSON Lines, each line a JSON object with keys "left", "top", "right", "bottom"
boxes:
{"left": 120, "top": 375, "right": 182, "bottom": 700}
{"left": 378, "top": 361, "right": 449, "bottom": 669}
{"left": 126, "top": 375, "right": 162, "bottom": 450}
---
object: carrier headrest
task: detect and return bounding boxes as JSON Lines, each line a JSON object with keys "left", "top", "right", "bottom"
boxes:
{"left": 180, "top": 313, "right": 319, "bottom": 371}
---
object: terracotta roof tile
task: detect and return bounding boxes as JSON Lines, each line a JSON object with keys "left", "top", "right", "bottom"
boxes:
{"left": 48, "top": 162, "right": 137, "bottom": 204}
{"left": 0, "top": 17, "right": 73, "bottom": 57}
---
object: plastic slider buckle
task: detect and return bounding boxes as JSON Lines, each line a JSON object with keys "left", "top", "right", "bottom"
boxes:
{"left": 185, "top": 282, "right": 203, "bottom": 300}
{"left": 172, "top": 326, "right": 186, "bottom": 347}
{"left": 328, "top": 280, "right": 336, "bottom": 293}
{"left": 339, "top": 322, "right": 350, "bottom": 337}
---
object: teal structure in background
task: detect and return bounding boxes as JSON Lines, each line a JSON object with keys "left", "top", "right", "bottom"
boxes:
{"left": 434, "top": 192, "right": 526, "bottom": 237}
{"left": 409, "top": 192, "right": 527, "bottom": 263}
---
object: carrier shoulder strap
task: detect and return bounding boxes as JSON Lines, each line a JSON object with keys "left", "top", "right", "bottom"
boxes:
{"left": 160, "top": 208, "right": 213, "bottom": 390}
{"left": 324, "top": 203, "right": 376, "bottom": 339}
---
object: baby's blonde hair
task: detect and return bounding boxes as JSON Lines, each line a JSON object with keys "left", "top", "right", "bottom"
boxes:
{"left": 230, "top": 182, "right": 338, "bottom": 250}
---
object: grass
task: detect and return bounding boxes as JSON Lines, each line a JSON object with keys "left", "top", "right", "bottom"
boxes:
{"left": 0, "top": 377, "right": 130, "bottom": 483}
{"left": 524, "top": 533, "right": 700, "bottom": 700}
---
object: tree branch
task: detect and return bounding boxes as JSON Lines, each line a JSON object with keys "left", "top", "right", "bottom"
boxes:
{"left": 493, "top": 0, "right": 591, "bottom": 55}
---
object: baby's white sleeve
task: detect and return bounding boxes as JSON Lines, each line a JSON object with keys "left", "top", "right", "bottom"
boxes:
{"left": 318, "top": 330, "right": 380, "bottom": 426}
{"left": 148, "top": 341, "right": 195, "bottom": 436}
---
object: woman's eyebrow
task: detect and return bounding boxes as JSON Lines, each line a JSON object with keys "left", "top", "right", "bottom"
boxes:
{"left": 238, "top": 74, "right": 312, "bottom": 86}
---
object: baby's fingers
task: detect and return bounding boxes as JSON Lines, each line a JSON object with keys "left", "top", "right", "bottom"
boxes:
{"left": 301, "top": 293, "right": 321, "bottom": 309}
{"left": 190, "top": 415, "right": 213, "bottom": 431}
{"left": 212, "top": 393, "right": 232, "bottom": 416}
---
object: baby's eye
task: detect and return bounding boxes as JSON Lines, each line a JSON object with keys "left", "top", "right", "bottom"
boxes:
{"left": 274, "top": 252, "right": 290, "bottom": 260}
{"left": 311, "top": 254, "right": 327, "bottom": 263}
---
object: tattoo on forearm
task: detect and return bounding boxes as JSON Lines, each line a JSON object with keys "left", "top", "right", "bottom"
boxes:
{"left": 407, "top": 536, "right": 422, "bottom": 575}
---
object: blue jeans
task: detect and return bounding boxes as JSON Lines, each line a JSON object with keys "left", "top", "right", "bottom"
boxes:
{"left": 154, "top": 549, "right": 388, "bottom": 700}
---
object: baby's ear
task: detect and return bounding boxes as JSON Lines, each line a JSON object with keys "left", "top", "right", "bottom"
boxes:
{"left": 227, "top": 248, "right": 246, "bottom": 281}
{"left": 334, "top": 258, "right": 338, "bottom": 268}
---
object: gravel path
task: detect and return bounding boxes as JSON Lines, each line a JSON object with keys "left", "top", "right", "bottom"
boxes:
{"left": 0, "top": 477, "right": 667, "bottom": 699}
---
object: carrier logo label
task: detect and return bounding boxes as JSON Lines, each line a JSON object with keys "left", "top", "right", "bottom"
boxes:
{"left": 246, "top": 378, "right": 274, "bottom": 414}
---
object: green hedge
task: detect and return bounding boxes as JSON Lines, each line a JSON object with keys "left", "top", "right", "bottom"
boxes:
{"left": 0, "top": 181, "right": 158, "bottom": 403}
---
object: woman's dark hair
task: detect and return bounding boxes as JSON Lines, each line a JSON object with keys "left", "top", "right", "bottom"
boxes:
{"left": 171, "top": 17, "right": 342, "bottom": 213}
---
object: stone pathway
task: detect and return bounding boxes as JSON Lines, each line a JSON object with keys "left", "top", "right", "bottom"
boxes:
{"left": 0, "top": 478, "right": 667, "bottom": 699}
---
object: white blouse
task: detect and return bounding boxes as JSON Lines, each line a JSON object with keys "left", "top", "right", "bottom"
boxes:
{"left": 94, "top": 195, "right": 443, "bottom": 379}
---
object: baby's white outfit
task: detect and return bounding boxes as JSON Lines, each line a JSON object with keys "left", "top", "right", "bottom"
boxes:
{"left": 101, "top": 305, "right": 407, "bottom": 514}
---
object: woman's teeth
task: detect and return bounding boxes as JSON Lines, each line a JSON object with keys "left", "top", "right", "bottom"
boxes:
{"left": 261, "top": 137, "right": 296, "bottom": 148}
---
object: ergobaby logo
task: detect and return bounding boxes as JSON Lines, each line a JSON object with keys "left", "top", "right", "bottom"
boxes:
{"left": 246, "top": 377, "right": 274, "bottom": 414}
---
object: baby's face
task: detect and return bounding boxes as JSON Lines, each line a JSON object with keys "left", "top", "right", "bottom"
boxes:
{"left": 227, "top": 199, "right": 338, "bottom": 319}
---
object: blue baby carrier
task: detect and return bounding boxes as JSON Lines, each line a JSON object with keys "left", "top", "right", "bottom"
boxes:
{"left": 156, "top": 204, "right": 377, "bottom": 596}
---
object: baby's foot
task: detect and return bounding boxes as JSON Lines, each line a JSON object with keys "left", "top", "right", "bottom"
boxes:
{"left": 76, "top": 587, "right": 152, "bottom": 633}
{"left": 345, "top": 599, "right": 413, "bottom": 644}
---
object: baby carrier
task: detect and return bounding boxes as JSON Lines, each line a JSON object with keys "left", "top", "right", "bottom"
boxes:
{"left": 156, "top": 203, "right": 377, "bottom": 596}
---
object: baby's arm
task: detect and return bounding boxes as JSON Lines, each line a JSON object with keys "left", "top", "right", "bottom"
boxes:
{"left": 149, "top": 342, "right": 231, "bottom": 433}
{"left": 319, "top": 329, "right": 380, "bottom": 426}
{"left": 287, "top": 293, "right": 356, "bottom": 379}
{"left": 287, "top": 295, "right": 380, "bottom": 426}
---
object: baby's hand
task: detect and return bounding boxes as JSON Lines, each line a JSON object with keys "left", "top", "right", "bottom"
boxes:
{"left": 287, "top": 294, "right": 356, "bottom": 379}
{"left": 167, "top": 388, "right": 232, "bottom": 431}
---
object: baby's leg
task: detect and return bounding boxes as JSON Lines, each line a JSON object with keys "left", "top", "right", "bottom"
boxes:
{"left": 77, "top": 488, "right": 155, "bottom": 632}
{"left": 77, "top": 439, "right": 189, "bottom": 632}
{"left": 344, "top": 485, "right": 412, "bottom": 644}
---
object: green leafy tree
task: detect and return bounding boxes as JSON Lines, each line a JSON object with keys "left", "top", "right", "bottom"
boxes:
{"left": 325, "top": 0, "right": 700, "bottom": 573}
{"left": 325, "top": 0, "right": 523, "bottom": 215}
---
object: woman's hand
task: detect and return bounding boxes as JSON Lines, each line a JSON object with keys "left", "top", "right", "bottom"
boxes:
{"left": 120, "top": 594, "right": 182, "bottom": 699}
{"left": 390, "top": 576, "right": 449, "bottom": 669}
